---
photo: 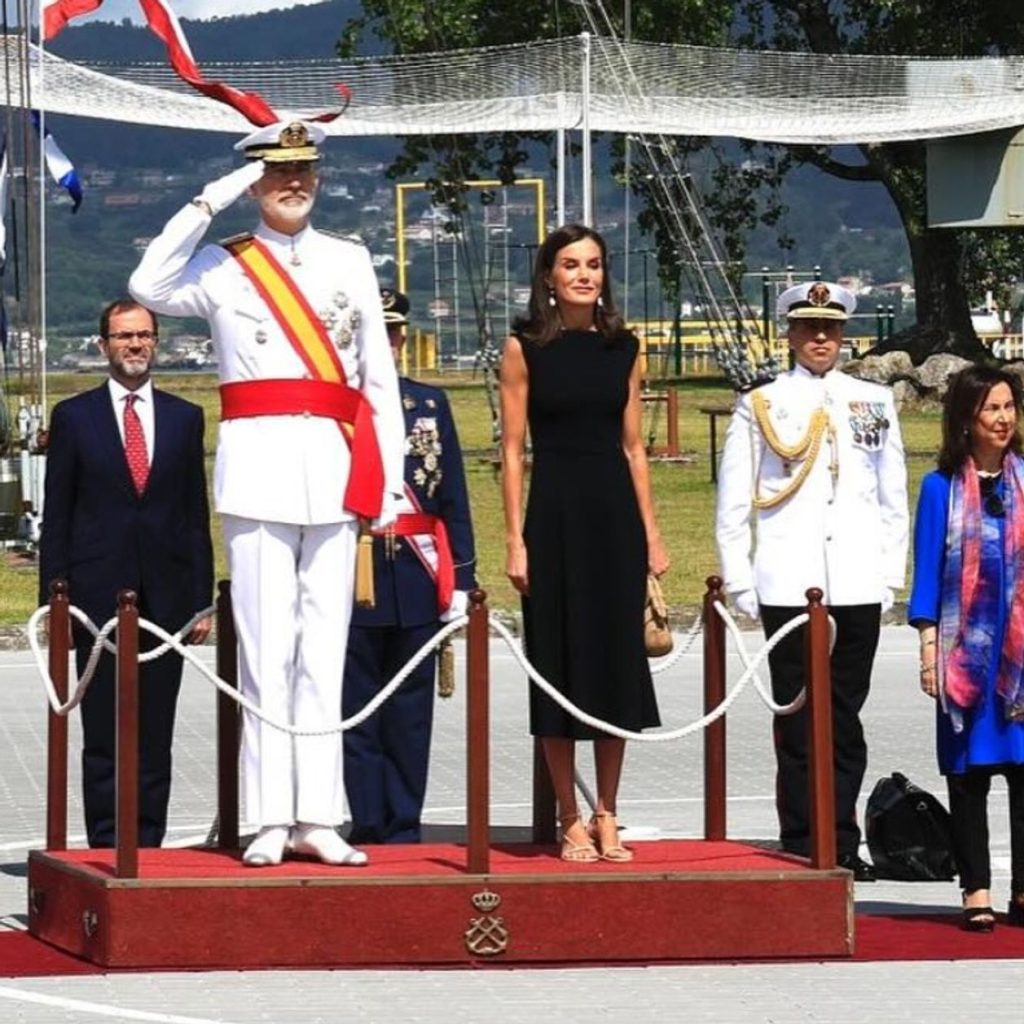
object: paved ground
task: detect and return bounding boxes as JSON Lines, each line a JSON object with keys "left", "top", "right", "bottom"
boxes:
{"left": 0, "top": 624, "right": 1021, "bottom": 1022}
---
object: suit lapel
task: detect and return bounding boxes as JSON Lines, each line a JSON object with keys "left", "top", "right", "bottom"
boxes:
{"left": 88, "top": 384, "right": 137, "bottom": 500}
{"left": 149, "top": 389, "right": 172, "bottom": 489}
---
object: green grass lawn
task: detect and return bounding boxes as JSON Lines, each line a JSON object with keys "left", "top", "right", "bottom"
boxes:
{"left": 1, "top": 372, "right": 942, "bottom": 625}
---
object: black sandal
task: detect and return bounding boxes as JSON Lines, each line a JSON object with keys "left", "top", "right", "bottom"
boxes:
{"left": 961, "top": 906, "right": 996, "bottom": 933}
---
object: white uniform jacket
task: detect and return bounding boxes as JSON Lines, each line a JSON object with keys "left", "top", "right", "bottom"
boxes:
{"left": 129, "top": 204, "right": 404, "bottom": 526}
{"left": 715, "top": 364, "right": 909, "bottom": 607}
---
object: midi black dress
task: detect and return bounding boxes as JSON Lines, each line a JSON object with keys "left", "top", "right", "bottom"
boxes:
{"left": 520, "top": 328, "right": 661, "bottom": 738}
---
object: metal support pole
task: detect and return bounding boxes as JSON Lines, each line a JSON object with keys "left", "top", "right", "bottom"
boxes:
{"left": 580, "top": 32, "right": 593, "bottom": 227}
{"left": 703, "top": 576, "right": 727, "bottom": 840}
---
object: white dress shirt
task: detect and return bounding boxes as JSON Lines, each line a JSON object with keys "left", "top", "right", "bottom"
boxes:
{"left": 107, "top": 377, "right": 155, "bottom": 459}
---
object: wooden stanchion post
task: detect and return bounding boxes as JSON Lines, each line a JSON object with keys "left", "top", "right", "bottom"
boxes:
{"left": 703, "top": 575, "right": 727, "bottom": 840}
{"left": 215, "top": 580, "right": 239, "bottom": 851}
{"left": 805, "top": 588, "right": 836, "bottom": 870}
{"left": 531, "top": 739, "right": 556, "bottom": 845}
{"left": 466, "top": 589, "right": 490, "bottom": 873}
{"left": 666, "top": 388, "right": 679, "bottom": 458}
{"left": 46, "top": 581, "right": 70, "bottom": 852}
{"left": 115, "top": 590, "right": 140, "bottom": 880}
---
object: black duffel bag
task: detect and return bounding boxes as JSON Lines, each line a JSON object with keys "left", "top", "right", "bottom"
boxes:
{"left": 865, "top": 771, "right": 957, "bottom": 881}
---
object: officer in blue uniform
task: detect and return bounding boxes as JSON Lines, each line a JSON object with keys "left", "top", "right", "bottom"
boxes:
{"left": 342, "top": 290, "right": 476, "bottom": 843}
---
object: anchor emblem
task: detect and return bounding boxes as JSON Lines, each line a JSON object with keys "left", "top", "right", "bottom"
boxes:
{"left": 464, "top": 889, "right": 509, "bottom": 957}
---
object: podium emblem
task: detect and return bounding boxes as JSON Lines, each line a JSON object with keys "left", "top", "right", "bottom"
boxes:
{"left": 464, "top": 889, "right": 509, "bottom": 957}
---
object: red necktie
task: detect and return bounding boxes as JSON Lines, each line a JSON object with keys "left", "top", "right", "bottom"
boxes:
{"left": 123, "top": 394, "right": 150, "bottom": 495}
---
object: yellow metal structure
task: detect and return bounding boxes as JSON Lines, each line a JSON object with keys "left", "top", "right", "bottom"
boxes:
{"left": 394, "top": 179, "right": 547, "bottom": 375}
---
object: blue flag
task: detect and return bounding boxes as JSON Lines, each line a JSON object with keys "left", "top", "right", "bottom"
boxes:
{"left": 31, "top": 112, "right": 83, "bottom": 213}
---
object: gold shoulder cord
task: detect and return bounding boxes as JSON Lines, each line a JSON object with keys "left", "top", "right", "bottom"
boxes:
{"left": 750, "top": 391, "right": 833, "bottom": 510}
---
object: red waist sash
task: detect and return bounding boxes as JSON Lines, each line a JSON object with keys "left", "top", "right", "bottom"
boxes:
{"left": 219, "top": 378, "right": 384, "bottom": 519}
{"left": 373, "top": 511, "right": 454, "bottom": 612}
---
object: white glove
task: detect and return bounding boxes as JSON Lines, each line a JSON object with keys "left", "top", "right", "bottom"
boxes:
{"left": 440, "top": 590, "right": 469, "bottom": 624}
{"left": 880, "top": 587, "right": 895, "bottom": 614}
{"left": 371, "top": 492, "right": 400, "bottom": 531}
{"left": 197, "top": 160, "right": 266, "bottom": 216}
{"left": 733, "top": 589, "right": 760, "bottom": 621}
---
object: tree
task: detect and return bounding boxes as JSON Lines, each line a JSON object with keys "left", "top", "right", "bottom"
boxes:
{"left": 733, "top": 1, "right": 1024, "bottom": 360}
{"left": 343, "top": 1, "right": 1024, "bottom": 363}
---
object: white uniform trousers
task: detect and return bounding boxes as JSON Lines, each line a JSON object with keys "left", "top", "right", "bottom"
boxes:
{"left": 223, "top": 514, "right": 357, "bottom": 827}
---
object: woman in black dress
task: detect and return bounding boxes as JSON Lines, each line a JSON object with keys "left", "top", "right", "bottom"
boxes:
{"left": 500, "top": 224, "right": 669, "bottom": 863}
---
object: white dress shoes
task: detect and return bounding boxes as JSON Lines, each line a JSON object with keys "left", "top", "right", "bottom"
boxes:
{"left": 242, "top": 825, "right": 290, "bottom": 867}
{"left": 289, "top": 824, "right": 368, "bottom": 866}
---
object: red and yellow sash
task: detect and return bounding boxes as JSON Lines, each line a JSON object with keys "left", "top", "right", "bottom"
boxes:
{"left": 219, "top": 235, "right": 384, "bottom": 519}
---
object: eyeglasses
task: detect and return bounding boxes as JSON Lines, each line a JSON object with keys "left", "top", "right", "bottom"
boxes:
{"left": 106, "top": 330, "right": 156, "bottom": 343}
{"left": 980, "top": 476, "right": 1006, "bottom": 518}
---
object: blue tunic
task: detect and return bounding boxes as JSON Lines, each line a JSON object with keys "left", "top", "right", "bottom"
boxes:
{"left": 908, "top": 470, "right": 1024, "bottom": 774}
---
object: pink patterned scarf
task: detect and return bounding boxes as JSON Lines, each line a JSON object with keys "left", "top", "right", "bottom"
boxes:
{"left": 941, "top": 454, "right": 1024, "bottom": 722}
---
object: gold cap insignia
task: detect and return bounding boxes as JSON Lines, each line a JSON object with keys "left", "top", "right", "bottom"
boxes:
{"left": 807, "top": 282, "right": 832, "bottom": 307}
{"left": 279, "top": 122, "right": 309, "bottom": 148}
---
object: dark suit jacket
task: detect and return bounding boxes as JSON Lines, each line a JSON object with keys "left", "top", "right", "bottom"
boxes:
{"left": 39, "top": 382, "right": 213, "bottom": 632}
{"left": 351, "top": 378, "right": 475, "bottom": 629}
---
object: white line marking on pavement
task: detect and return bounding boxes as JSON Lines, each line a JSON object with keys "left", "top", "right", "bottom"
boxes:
{"left": 0, "top": 987, "right": 232, "bottom": 1023}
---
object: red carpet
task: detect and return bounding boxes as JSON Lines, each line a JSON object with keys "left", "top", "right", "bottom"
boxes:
{"left": 0, "top": 932, "right": 101, "bottom": 977}
{"left": 852, "top": 912, "right": 1024, "bottom": 962}
{"left": 4, "top": 913, "right": 1022, "bottom": 977}
{"left": 41, "top": 840, "right": 809, "bottom": 878}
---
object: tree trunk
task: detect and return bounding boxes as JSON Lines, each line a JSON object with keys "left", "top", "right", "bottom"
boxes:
{"left": 862, "top": 143, "right": 989, "bottom": 364}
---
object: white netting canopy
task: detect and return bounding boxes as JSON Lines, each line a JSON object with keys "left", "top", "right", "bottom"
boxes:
{"left": 7, "top": 33, "right": 1024, "bottom": 143}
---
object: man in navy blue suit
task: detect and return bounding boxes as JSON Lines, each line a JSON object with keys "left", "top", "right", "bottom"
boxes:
{"left": 342, "top": 290, "right": 476, "bottom": 844}
{"left": 39, "top": 299, "right": 214, "bottom": 848}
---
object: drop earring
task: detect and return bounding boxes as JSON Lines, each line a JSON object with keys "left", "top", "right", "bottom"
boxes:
{"left": 548, "top": 288, "right": 557, "bottom": 308}
{"left": 596, "top": 295, "right": 605, "bottom": 309}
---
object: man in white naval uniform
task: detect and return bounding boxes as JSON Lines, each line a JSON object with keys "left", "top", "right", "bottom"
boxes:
{"left": 715, "top": 280, "right": 909, "bottom": 881}
{"left": 129, "top": 121, "right": 405, "bottom": 867}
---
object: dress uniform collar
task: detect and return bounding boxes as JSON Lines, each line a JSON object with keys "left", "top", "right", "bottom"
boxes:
{"left": 255, "top": 220, "right": 314, "bottom": 257}
{"left": 793, "top": 362, "right": 837, "bottom": 383}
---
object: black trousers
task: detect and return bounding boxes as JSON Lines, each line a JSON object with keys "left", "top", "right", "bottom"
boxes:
{"left": 946, "top": 765, "right": 1024, "bottom": 895}
{"left": 74, "top": 618, "right": 184, "bottom": 849}
{"left": 760, "top": 603, "right": 881, "bottom": 859}
{"left": 342, "top": 623, "right": 437, "bottom": 844}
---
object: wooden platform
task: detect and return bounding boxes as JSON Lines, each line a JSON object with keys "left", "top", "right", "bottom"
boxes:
{"left": 27, "top": 839, "right": 853, "bottom": 968}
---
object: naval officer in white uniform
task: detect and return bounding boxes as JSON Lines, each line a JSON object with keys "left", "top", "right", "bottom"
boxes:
{"left": 715, "top": 280, "right": 909, "bottom": 880}
{"left": 130, "top": 121, "right": 405, "bottom": 867}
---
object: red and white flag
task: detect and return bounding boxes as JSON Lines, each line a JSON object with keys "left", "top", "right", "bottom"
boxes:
{"left": 41, "top": 1, "right": 347, "bottom": 126}
{"left": 42, "top": 0, "right": 103, "bottom": 40}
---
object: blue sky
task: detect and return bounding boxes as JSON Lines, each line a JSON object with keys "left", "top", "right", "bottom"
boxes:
{"left": 67, "top": 1, "right": 328, "bottom": 22}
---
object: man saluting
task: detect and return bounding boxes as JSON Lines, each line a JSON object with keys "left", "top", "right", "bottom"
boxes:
{"left": 130, "top": 121, "right": 404, "bottom": 867}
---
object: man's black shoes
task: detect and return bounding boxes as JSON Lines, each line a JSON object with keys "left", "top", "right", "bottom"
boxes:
{"left": 838, "top": 853, "right": 877, "bottom": 882}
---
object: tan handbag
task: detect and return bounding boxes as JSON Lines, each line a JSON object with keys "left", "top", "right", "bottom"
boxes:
{"left": 644, "top": 573, "right": 673, "bottom": 657}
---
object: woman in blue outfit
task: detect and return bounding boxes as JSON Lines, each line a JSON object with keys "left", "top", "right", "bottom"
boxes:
{"left": 909, "top": 364, "right": 1024, "bottom": 932}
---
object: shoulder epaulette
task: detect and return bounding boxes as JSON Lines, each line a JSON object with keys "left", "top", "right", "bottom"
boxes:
{"left": 218, "top": 231, "right": 254, "bottom": 249}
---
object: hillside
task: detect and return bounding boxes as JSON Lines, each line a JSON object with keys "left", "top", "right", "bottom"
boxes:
{"left": 24, "top": 3, "right": 910, "bottom": 340}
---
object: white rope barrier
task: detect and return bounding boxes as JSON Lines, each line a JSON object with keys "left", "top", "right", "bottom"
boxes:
{"left": 26, "top": 603, "right": 215, "bottom": 718}
{"left": 27, "top": 597, "right": 834, "bottom": 745}
{"left": 487, "top": 601, "right": 820, "bottom": 742}
{"left": 28, "top": 602, "right": 467, "bottom": 737}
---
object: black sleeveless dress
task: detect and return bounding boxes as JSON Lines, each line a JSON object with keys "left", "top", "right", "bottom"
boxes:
{"left": 521, "top": 328, "right": 660, "bottom": 738}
